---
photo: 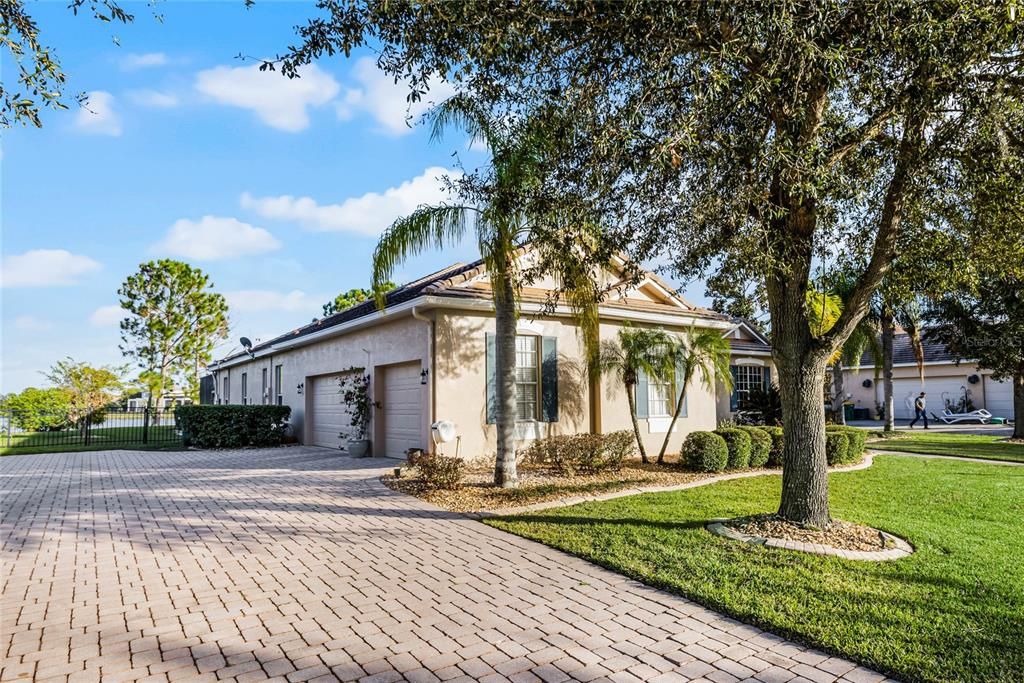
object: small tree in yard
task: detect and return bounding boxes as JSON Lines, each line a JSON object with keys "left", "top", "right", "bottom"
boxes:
{"left": 926, "top": 273, "right": 1024, "bottom": 439}
{"left": 119, "top": 260, "right": 229, "bottom": 413}
{"left": 655, "top": 328, "right": 732, "bottom": 465}
{"left": 44, "top": 358, "right": 126, "bottom": 428}
{"left": 0, "top": 387, "right": 71, "bottom": 431}
{"left": 596, "top": 326, "right": 676, "bottom": 464}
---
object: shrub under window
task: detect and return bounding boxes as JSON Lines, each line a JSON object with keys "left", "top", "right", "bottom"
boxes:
{"left": 176, "top": 405, "right": 291, "bottom": 448}
{"left": 740, "top": 426, "right": 772, "bottom": 468}
{"left": 715, "top": 428, "right": 752, "bottom": 469}
{"left": 682, "top": 431, "right": 729, "bottom": 472}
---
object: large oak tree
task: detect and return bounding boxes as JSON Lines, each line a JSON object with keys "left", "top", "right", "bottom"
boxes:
{"left": 274, "top": 1, "right": 1023, "bottom": 526}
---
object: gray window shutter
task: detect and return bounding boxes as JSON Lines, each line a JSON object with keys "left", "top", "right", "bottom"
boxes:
{"left": 763, "top": 365, "right": 772, "bottom": 390}
{"left": 729, "top": 365, "right": 739, "bottom": 411}
{"left": 635, "top": 369, "right": 649, "bottom": 418}
{"left": 541, "top": 336, "right": 558, "bottom": 422}
{"left": 485, "top": 333, "right": 496, "bottom": 424}
{"left": 675, "top": 361, "right": 688, "bottom": 418}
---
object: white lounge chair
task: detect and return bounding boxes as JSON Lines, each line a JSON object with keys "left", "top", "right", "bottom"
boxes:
{"left": 930, "top": 408, "right": 993, "bottom": 424}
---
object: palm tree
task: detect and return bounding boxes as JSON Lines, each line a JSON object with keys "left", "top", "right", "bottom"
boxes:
{"left": 827, "top": 275, "right": 882, "bottom": 426}
{"left": 372, "top": 95, "right": 546, "bottom": 488}
{"left": 596, "top": 326, "right": 676, "bottom": 464}
{"left": 655, "top": 328, "right": 732, "bottom": 464}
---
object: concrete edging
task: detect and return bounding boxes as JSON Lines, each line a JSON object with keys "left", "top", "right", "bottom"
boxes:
{"left": 705, "top": 518, "right": 914, "bottom": 561}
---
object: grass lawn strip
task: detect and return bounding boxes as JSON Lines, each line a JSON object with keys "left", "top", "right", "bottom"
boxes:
{"left": 867, "top": 431, "right": 1024, "bottom": 463}
{"left": 488, "top": 456, "right": 1023, "bottom": 683}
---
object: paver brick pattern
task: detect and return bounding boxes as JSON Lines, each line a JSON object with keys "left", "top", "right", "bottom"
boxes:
{"left": 1, "top": 448, "right": 892, "bottom": 683}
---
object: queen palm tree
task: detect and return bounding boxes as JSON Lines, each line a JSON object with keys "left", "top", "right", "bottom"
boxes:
{"left": 372, "top": 95, "right": 548, "bottom": 488}
{"left": 596, "top": 326, "right": 676, "bottom": 464}
{"left": 655, "top": 328, "right": 732, "bottom": 464}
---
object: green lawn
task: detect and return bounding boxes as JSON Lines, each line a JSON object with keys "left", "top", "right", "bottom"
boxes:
{"left": 867, "top": 431, "right": 1024, "bottom": 463}
{"left": 1, "top": 425, "right": 181, "bottom": 456}
{"left": 488, "top": 456, "right": 1024, "bottom": 683}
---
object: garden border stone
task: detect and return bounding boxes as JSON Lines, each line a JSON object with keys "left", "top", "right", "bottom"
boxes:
{"left": 705, "top": 518, "right": 914, "bottom": 561}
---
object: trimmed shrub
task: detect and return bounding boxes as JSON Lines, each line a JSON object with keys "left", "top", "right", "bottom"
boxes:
{"left": 417, "top": 454, "right": 464, "bottom": 489}
{"left": 827, "top": 425, "right": 867, "bottom": 463}
{"left": 176, "top": 405, "right": 291, "bottom": 448}
{"left": 521, "top": 430, "right": 635, "bottom": 475}
{"left": 740, "top": 426, "right": 772, "bottom": 468}
{"left": 682, "top": 431, "right": 729, "bottom": 473}
{"left": 825, "top": 431, "right": 850, "bottom": 465}
{"left": 762, "top": 426, "right": 785, "bottom": 466}
{"left": 715, "top": 428, "right": 752, "bottom": 469}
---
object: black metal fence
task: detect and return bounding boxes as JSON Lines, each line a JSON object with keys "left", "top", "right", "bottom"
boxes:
{"left": 0, "top": 408, "right": 182, "bottom": 452}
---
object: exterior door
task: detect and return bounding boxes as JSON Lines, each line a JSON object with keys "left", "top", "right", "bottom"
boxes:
{"left": 381, "top": 362, "right": 424, "bottom": 458}
{"left": 310, "top": 373, "right": 353, "bottom": 449}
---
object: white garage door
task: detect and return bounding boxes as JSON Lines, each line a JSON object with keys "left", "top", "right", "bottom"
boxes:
{"left": 310, "top": 373, "right": 353, "bottom": 449}
{"left": 891, "top": 378, "right": 972, "bottom": 419}
{"left": 984, "top": 378, "right": 1014, "bottom": 419}
{"left": 381, "top": 363, "right": 424, "bottom": 458}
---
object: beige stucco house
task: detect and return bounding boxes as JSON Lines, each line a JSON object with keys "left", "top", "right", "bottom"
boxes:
{"left": 207, "top": 252, "right": 758, "bottom": 459}
{"left": 842, "top": 332, "right": 1016, "bottom": 420}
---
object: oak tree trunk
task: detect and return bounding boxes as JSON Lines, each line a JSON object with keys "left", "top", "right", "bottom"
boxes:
{"left": 831, "top": 365, "right": 846, "bottom": 425}
{"left": 776, "top": 354, "right": 832, "bottom": 528}
{"left": 1013, "top": 373, "right": 1024, "bottom": 440}
{"left": 881, "top": 310, "right": 896, "bottom": 432}
{"left": 493, "top": 275, "right": 519, "bottom": 488}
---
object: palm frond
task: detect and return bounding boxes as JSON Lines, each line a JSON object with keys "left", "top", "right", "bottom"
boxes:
{"left": 371, "top": 204, "right": 476, "bottom": 307}
{"left": 428, "top": 93, "right": 499, "bottom": 151}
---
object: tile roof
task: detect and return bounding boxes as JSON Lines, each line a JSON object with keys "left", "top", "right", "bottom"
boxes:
{"left": 854, "top": 331, "right": 958, "bottom": 367}
{"left": 213, "top": 255, "right": 728, "bottom": 365}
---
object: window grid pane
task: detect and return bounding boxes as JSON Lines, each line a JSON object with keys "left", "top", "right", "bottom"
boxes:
{"left": 735, "top": 365, "right": 765, "bottom": 404}
{"left": 648, "top": 378, "right": 673, "bottom": 417}
{"left": 515, "top": 335, "right": 538, "bottom": 421}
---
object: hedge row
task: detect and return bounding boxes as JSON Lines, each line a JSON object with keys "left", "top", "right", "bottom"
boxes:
{"left": 521, "top": 430, "right": 635, "bottom": 475}
{"left": 681, "top": 425, "right": 865, "bottom": 473}
{"left": 176, "top": 405, "right": 291, "bottom": 448}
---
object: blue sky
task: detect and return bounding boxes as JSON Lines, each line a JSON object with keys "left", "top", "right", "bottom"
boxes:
{"left": 1, "top": 2, "right": 706, "bottom": 393}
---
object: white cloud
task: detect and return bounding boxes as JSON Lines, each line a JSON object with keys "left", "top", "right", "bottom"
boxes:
{"left": 336, "top": 57, "right": 457, "bottom": 136}
{"left": 225, "top": 289, "right": 321, "bottom": 314}
{"left": 89, "top": 305, "right": 126, "bottom": 328}
{"left": 240, "top": 166, "right": 459, "bottom": 235}
{"left": 195, "top": 63, "right": 339, "bottom": 132}
{"left": 1, "top": 249, "right": 101, "bottom": 287}
{"left": 13, "top": 316, "right": 52, "bottom": 332}
{"left": 74, "top": 91, "right": 122, "bottom": 136}
{"left": 127, "top": 89, "right": 179, "bottom": 108}
{"left": 153, "top": 215, "right": 281, "bottom": 261}
{"left": 121, "top": 52, "right": 168, "bottom": 70}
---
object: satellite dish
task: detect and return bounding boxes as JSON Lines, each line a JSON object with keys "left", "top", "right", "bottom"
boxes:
{"left": 239, "top": 336, "right": 255, "bottom": 359}
{"left": 431, "top": 420, "right": 457, "bottom": 444}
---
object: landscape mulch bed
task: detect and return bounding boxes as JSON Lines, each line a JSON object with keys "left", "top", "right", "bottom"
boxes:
{"left": 381, "top": 460, "right": 718, "bottom": 512}
{"left": 724, "top": 513, "right": 896, "bottom": 552}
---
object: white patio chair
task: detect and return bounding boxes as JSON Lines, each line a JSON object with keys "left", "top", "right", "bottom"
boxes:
{"left": 930, "top": 408, "right": 992, "bottom": 424}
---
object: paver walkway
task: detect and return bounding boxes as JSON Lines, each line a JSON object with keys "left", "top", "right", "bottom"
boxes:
{"left": 1, "top": 448, "right": 891, "bottom": 683}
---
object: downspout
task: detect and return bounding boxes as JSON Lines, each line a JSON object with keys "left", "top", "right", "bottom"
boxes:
{"left": 411, "top": 306, "right": 436, "bottom": 453}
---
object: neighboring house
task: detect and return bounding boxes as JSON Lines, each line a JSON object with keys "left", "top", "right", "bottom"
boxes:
{"left": 125, "top": 388, "right": 193, "bottom": 411}
{"left": 717, "top": 320, "right": 775, "bottom": 422}
{"left": 207, "top": 250, "right": 743, "bottom": 459}
{"left": 843, "top": 331, "right": 1016, "bottom": 420}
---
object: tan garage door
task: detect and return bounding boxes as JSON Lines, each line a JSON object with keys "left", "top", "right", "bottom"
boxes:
{"left": 984, "top": 377, "right": 1014, "bottom": 419}
{"left": 382, "top": 362, "right": 424, "bottom": 458}
{"left": 310, "top": 373, "right": 353, "bottom": 449}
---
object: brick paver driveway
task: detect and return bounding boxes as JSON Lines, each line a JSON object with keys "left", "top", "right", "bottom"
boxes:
{"left": 2, "top": 448, "right": 889, "bottom": 683}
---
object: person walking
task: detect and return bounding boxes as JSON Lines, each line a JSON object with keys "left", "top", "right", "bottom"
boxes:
{"left": 909, "top": 391, "right": 929, "bottom": 429}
